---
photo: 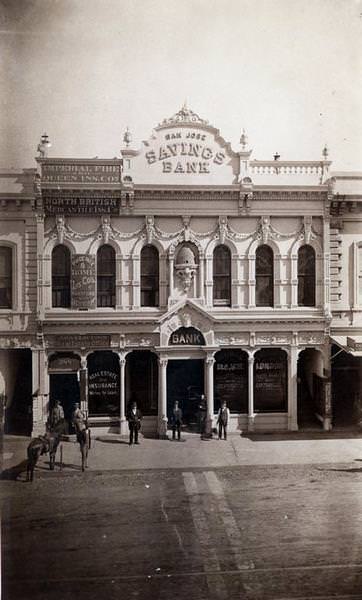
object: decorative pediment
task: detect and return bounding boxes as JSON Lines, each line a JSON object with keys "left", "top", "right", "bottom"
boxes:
{"left": 158, "top": 299, "right": 215, "bottom": 346}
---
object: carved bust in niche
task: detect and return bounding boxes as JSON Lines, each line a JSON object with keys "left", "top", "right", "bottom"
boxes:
{"left": 175, "top": 244, "right": 198, "bottom": 292}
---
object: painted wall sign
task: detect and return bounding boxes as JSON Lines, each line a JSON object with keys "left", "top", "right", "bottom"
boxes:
{"left": 145, "top": 129, "right": 226, "bottom": 176}
{"left": 169, "top": 327, "right": 205, "bottom": 346}
{"left": 46, "top": 335, "right": 111, "bottom": 349}
{"left": 71, "top": 255, "right": 96, "bottom": 309}
{"left": 43, "top": 191, "right": 120, "bottom": 215}
{"left": 41, "top": 162, "right": 122, "bottom": 184}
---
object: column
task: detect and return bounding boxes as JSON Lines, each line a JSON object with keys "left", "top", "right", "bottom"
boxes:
{"left": 248, "top": 354, "right": 255, "bottom": 431}
{"left": 248, "top": 255, "right": 256, "bottom": 307}
{"left": 79, "top": 355, "right": 88, "bottom": 416}
{"left": 119, "top": 352, "right": 127, "bottom": 435}
{"left": 205, "top": 255, "right": 213, "bottom": 307}
{"left": 288, "top": 346, "right": 298, "bottom": 431}
{"left": 205, "top": 354, "right": 215, "bottom": 436}
{"left": 158, "top": 357, "right": 168, "bottom": 438}
{"left": 131, "top": 255, "right": 140, "bottom": 309}
{"left": 168, "top": 256, "right": 174, "bottom": 303}
{"left": 323, "top": 218, "right": 331, "bottom": 314}
{"left": 290, "top": 254, "right": 298, "bottom": 308}
{"left": 198, "top": 253, "right": 204, "bottom": 299}
{"left": 159, "top": 253, "right": 167, "bottom": 308}
{"left": 31, "top": 348, "right": 49, "bottom": 436}
{"left": 116, "top": 253, "right": 123, "bottom": 309}
{"left": 322, "top": 347, "right": 332, "bottom": 431}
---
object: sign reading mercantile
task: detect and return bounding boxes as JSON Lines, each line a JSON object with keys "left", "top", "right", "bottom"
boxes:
{"left": 71, "top": 255, "right": 96, "bottom": 309}
{"left": 46, "top": 335, "right": 111, "bottom": 348}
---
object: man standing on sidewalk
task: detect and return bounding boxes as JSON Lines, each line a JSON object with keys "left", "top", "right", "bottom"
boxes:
{"left": 217, "top": 401, "right": 230, "bottom": 440}
{"left": 127, "top": 401, "right": 142, "bottom": 445}
{"left": 170, "top": 401, "right": 183, "bottom": 441}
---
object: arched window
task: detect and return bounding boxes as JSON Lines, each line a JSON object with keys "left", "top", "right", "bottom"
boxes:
{"left": 141, "top": 245, "right": 159, "bottom": 307}
{"left": 0, "top": 246, "right": 12, "bottom": 309}
{"left": 298, "top": 245, "right": 316, "bottom": 307}
{"left": 97, "top": 245, "right": 116, "bottom": 307}
{"left": 52, "top": 245, "right": 71, "bottom": 308}
{"left": 213, "top": 245, "right": 231, "bottom": 306}
{"left": 255, "top": 245, "right": 274, "bottom": 307}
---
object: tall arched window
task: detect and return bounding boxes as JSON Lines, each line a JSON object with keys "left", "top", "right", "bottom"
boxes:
{"left": 0, "top": 246, "right": 12, "bottom": 309}
{"left": 298, "top": 245, "right": 316, "bottom": 307}
{"left": 141, "top": 245, "right": 159, "bottom": 307}
{"left": 255, "top": 245, "right": 274, "bottom": 307}
{"left": 213, "top": 245, "right": 231, "bottom": 306}
{"left": 52, "top": 245, "right": 71, "bottom": 308}
{"left": 97, "top": 245, "right": 116, "bottom": 307}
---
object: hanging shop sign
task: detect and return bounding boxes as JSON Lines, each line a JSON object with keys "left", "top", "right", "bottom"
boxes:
{"left": 48, "top": 355, "right": 80, "bottom": 373}
{"left": 169, "top": 327, "right": 205, "bottom": 345}
{"left": 71, "top": 255, "right": 96, "bottom": 309}
{"left": 43, "top": 190, "right": 120, "bottom": 215}
{"left": 41, "top": 162, "right": 122, "bottom": 184}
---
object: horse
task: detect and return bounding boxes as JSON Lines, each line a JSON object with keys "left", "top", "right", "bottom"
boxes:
{"left": 76, "top": 427, "right": 91, "bottom": 472}
{"left": 26, "top": 420, "right": 65, "bottom": 482}
{"left": 26, "top": 431, "right": 61, "bottom": 482}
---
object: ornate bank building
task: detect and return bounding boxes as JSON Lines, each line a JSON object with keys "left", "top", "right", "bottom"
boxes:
{"left": 1, "top": 106, "right": 362, "bottom": 437}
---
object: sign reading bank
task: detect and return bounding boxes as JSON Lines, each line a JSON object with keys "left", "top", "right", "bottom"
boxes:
{"left": 124, "top": 105, "right": 238, "bottom": 185}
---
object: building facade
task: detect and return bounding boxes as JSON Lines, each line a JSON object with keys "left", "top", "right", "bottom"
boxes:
{"left": 1, "top": 106, "right": 361, "bottom": 437}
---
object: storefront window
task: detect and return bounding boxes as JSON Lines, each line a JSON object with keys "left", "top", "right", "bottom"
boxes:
{"left": 0, "top": 246, "right": 12, "bottom": 309}
{"left": 126, "top": 351, "right": 158, "bottom": 415}
{"left": 88, "top": 351, "right": 120, "bottom": 416}
{"left": 141, "top": 245, "right": 159, "bottom": 307}
{"left": 213, "top": 245, "right": 231, "bottom": 306}
{"left": 97, "top": 245, "right": 116, "bottom": 307}
{"left": 254, "top": 349, "right": 287, "bottom": 412}
{"left": 255, "top": 245, "right": 274, "bottom": 307}
{"left": 214, "top": 350, "right": 248, "bottom": 413}
{"left": 298, "top": 245, "right": 316, "bottom": 306}
{"left": 52, "top": 245, "right": 71, "bottom": 308}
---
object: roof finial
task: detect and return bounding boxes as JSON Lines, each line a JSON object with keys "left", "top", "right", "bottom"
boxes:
{"left": 322, "top": 144, "right": 329, "bottom": 160}
{"left": 123, "top": 126, "right": 132, "bottom": 147}
{"left": 37, "top": 133, "right": 51, "bottom": 158}
{"left": 240, "top": 128, "right": 248, "bottom": 150}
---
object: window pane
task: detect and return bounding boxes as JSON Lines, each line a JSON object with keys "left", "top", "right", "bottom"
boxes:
{"left": 0, "top": 246, "right": 12, "bottom": 308}
{"left": 213, "top": 245, "right": 231, "bottom": 305}
{"left": 298, "top": 245, "right": 315, "bottom": 306}
{"left": 255, "top": 245, "right": 273, "bottom": 307}
{"left": 141, "top": 246, "right": 159, "bottom": 307}
{"left": 52, "top": 245, "right": 71, "bottom": 308}
{"left": 97, "top": 245, "right": 115, "bottom": 307}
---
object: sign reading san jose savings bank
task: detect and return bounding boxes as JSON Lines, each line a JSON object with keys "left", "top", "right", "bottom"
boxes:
{"left": 122, "top": 106, "right": 238, "bottom": 185}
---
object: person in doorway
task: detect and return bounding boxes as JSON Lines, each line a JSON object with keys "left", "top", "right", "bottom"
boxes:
{"left": 127, "top": 401, "right": 142, "bottom": 445}
{"left": 71, "top": 402, "right": 86, "bottom": 434}
{"left": 198, "top": 394, "right": 207, "bottom": 438}
{"left": 170, "top": 401, "right": 183, "bottom": 440}
{"left": 47, "top": 399, "right": 65, "bottom": 431}
{"left": 217, "top": 400, "right": 230, "bottom": 440}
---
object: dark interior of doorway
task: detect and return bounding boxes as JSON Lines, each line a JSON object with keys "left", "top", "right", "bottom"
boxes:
{"left": 297, "top": 350, "right": 321, "bottom": 429}
{"left": 167, "top": 359, "right": 204, "bottom": 432}
{"left": 50, "top": 374, "right": 80, "bottom": 433}
{"left": 4, "top": 350, "right": 32, "bottom": 436}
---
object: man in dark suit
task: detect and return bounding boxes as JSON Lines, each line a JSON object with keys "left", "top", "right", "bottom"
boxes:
{"left": 127, "top": 401, "right": 142, "bottom": 445}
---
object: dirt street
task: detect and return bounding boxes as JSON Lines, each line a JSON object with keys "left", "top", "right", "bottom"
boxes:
{"left": 2, "top": 462, "right": 362, "bottom": 599}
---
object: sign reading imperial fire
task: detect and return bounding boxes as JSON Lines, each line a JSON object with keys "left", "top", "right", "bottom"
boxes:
{"left": 71, "top": 255, "right": 96, "bottom": 309}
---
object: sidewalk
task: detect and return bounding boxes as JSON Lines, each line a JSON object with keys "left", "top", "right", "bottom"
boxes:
{"left": 2, "top": 430, "right": 362, "bottom": 475}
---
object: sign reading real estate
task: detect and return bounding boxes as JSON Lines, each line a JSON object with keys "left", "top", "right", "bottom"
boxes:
{"left": 71, "top": 255, "right": 96, "bottom": 309}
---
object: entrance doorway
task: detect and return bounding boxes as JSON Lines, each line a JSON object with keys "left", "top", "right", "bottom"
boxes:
{"left": 297, "top": 348, "right": 324, "bottom": 429}
{"left": 49, "top": 374, "right": 80, "bottom": 433}
{"left": 167, "top": 359, "right": 204, "bottom": 431}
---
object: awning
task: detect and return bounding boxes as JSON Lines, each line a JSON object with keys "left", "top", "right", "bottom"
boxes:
{"left": 330, "top": 335, "right": 362, "bottom": 358}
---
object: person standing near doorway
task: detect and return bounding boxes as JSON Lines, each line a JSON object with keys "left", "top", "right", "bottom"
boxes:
{"left": 217, "top": 401, "right": 230, "bottom": 440}
{"left": 127, "top": 401, "right": 142, "bottom": 445}
{"left": 170, "top": 401, "right": 183, "bottom": 441}
{"left": 47, "top": 399, "right": 65, "bottom": 431}
{"left": 198, "top": 394, "right": 207, "bottom": 438}
{"left": 71, "top": 402, "right": 86, "bottom": 434}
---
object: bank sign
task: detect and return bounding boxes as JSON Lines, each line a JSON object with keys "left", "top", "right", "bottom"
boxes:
{"left": 128, "top": 122, "right": 236, "bottom": 185}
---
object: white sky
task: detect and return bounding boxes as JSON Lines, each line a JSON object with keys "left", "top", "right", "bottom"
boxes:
{"left": 1, "top": 0, "right": 362, "bottom": 170}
